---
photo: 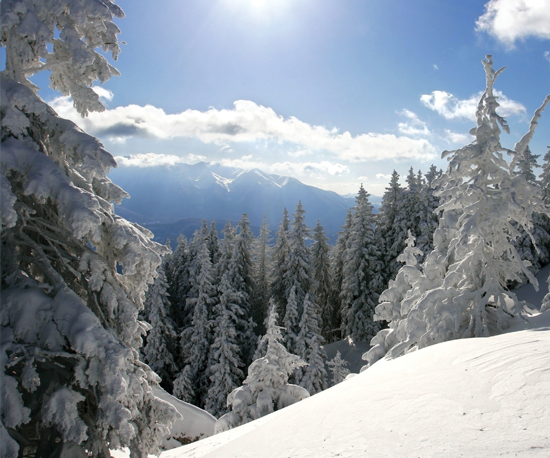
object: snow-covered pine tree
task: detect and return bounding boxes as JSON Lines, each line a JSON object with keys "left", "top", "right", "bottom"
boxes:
{"left": 365, "top": 56, "right": 550, "bottom": 365}
{"left": 327, "top": 351, "right": 350, "bottom": 385}
{"left": 328, "top": 208, "right": 353, "bottom": 341}
{"left": 228, "top": 214, "right": 257, "bottom": 366}
{"left": 415, "top": 165, "right": 442, "bottom": 260}
{"left": 204, "top": 274, "right": 245, "bottom": 417}
{"left": 340, "top": 185, "right": 384, "bottom": 342}
{"left": 215, "top": 301, "right": 309, "bottom": 433}
{"left": 511, "top": 145, "right": 550, "bottom": 278}
{"left": 295, "top": 294, "right": 328, "bottom": 394}
{"left": 283, "top": 202, "right": 317, "bottom": 355}
{"left": 252, "top": 216, "right": 272, "bottom": 336}
{"left": 375, "top": 171, "right": 407, "bottom": 284}
{"left": 167, "top": 234, "right": 191, "bottom": 330}
{"left": 208, "top": 221, "right": 222, "bottom": 269}
{"left": 1, "top": 2, "right": 177, "bottom": 456}
{"left": 365, "top": 231, "right": 423, "bottom": 367}
{"left": 217, "top": 220, "right": 236, "bottom": 279}
{"left": 311, "top": 221, "right": 335, "bottom": 343}
{"left": 142, "top": 263, "right": 180, "bottom": 394}
{"left": 271, "top": 208, "right": 290, "bottom": 320}
{"left": 175, "top": 241, "right": 217, "bottom": 406}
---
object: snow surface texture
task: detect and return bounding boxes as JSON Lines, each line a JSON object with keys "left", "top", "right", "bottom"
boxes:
{"left": 169, "top": 311, "right": 550, "bottom": 458}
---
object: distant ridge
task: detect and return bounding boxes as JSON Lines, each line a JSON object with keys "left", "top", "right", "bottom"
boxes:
{"left": 109, "top": 161, "right": 366, "bottom": 240}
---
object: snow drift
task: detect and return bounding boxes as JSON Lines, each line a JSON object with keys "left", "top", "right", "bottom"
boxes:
{"left": 167, "top": 311, "right": 550, "bottom": 458}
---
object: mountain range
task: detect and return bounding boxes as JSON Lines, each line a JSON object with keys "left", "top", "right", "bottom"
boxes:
{"left": 108, "top": 162, "right": 379, "bottom": 242}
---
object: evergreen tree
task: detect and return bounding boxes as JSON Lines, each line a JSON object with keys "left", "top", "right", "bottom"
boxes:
{"left": 341, "top": 185, "right": 384, "bottom": 342}
{"left": 204, "top": 275, "right": 245, "bottom": 417}
{"left": 376, "top": 171, "right": 407, "bottom": 283}
{"left": 176, "top": 241, "right": 217, "bottom": 407}
{"left": 208, "top": 221, "right": 222, "bottom": 269}
{"left": 328, "top": 209, "right": 353, "bottom": 341}
{"left": 295, "top": 295, "right": 328, "bottom": 394}
{"left": 283, "top": 202, "right": 316, "bottom": 354}
{"left": 311, "top": 221, "right": 335, "bottom": 343}
{"left": 167, "top": 235, "right": 191, "bottom": 330}
{"left": 142, "top": 264, "right": 180, "bottom": 394}
{"left": 327, "top": 351, "right": 350, "bottom": 385}
{"left": 415, "top": 165, "right": 442, "bottom": 260}
{"left": 252, "top": 216, "right": 272, "bottom": 336}
{"left": 215, "top": 301, "right": 309, "bottom": 433}
{"left": 0, "top": 2, "right": 176, "bottom": 456}
{"left": 217, "top": 221, "right": 236, "bottom": 279}
{"left": 512, "top": 145, "right": 550, "bottom": 278}
{"left": 271, "top": 208, "right": 291, "bottom": 320}
{"left": 365, "top": 56, "right": 550, "bottom": 365}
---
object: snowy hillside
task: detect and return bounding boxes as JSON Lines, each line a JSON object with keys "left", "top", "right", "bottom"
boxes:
{"left": 152, "top": 264, "right": 550, "bottom": 458}
{"left": 166, "top": 311, "right": 550, "bottom": 458}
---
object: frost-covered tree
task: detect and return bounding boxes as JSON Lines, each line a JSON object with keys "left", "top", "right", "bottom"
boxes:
{"left": 228, "top": 214, "right": 257, "bottom": 366}
{"left": 271, "top": 208, "right": 290, "bottom": 320}
{"left": 251, "top": 216, "right": 272, "bottom": 336}
{"left": 208, "top": 221, "right": 222, "bottom": 269}
{"left": 217, "top": 221, "right": 236, "bottom": 279}
{"left": 215, "top": 301, "right": 309, "bottom": 433}
{"left": 176, "top": 241, "right": 217, "bottom": 406}
{"left": 340, "top": 185, "right": 384, "bottom": 342}
{"left": 415, "top": 165, "right": 442, "bottom": 260}
{"left": 283, "top": 202, "right": 317, "bottom": 354}
{"left": 0, "top": 2, "right": 177, "bottom": 456}
{"left": 327, "top": 351, "right": 350, "bottom": 385}
{"left": 295, "top": 294, "right": 327, "bottom": 394}
{"left": 511, "top": 145, "right": 550, "bottom": 278}
{"left": 142, "top": 264, "right": 180, "bottom": 394}
{"left": 365, "top": 56, "right": 550, "bottom": 366}
{"left": 376, "top": 171, "right": 407, "bottom": 283}
{"left": 328, "top": 209, "right": 353, "bottom": 341}
{"left": 311, "top": 221, "right": 334, "bottom": 343}
{"left": 167, "top": 234, "right": 191, "bottom": 330}
{"left": 204, "top": 274, "right": 245, "bottom": 417}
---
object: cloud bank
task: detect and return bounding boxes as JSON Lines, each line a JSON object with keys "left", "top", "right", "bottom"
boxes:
{"left": 420, "top": 90, "right": 525, "bottom": 121}
{"left": 476, "top": 0, "right": 550, "bottom": 46}
{"left": 51, "top": 98, "right": 436, "bottom": 162}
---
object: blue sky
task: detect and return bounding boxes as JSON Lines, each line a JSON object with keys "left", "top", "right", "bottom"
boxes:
{"left": 42, "top": 0, "right": 550, "bottom": 195}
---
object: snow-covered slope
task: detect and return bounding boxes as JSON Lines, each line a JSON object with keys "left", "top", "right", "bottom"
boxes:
{"left": 167, "top": 311, "right": 550, "bottom": 458}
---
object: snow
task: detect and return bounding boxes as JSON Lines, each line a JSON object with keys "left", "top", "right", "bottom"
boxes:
{"left": 110, "top": 387, "right": 215, "bottom": 457}
{"left": 156, "top": 271, "right": 550, "bottom": 458}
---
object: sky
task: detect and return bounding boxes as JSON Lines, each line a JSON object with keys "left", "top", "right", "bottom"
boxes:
{"left": 35, "top": 0, "right": 550, "bottom": 196}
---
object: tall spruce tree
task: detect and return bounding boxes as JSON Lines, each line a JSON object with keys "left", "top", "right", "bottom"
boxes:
{"left": 311, "top": 221, "right": 335, "bottom": 343}
{"left": 175, "top": 241, "right": 217, "bottom": 407}
{"left": 142, "top": 263, "right": 180, "bottom": 394}
{"left": 376, "top": 171, "right": 407, "bottom": 283}
{"left": 252, "top": 216, "right": 272, "bottom": 336}
{"left": 271, "top": 208, "right": 291, "bottom": 320}
{"left": 0, "top": 2, "right": 177, "bottom": 456}
{"left": 340, "top": 185, "right": 384, "bottom": 342}
{"left": 328, "top": 209, "right": 353, "bottom": 341}
{"left": 283, "top": 202, "right": 316, "bottom": 355}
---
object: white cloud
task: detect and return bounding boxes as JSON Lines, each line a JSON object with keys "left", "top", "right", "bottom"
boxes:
{"left": 376, "top": 173, "right": 392, "bottom": 180}
{"left": 114, "top": 153, "right": 187, "bottom": 167}
{"left": 433, "top": 64, "right": 439, "bottom": 70}
{"left": 545, "top": 51, "right": 550, "bottom": 63}
{"left": 92, "top": 86, "right": 114, "bottom": 101}
{"left": 270, "top": 161, "right": 349, "bottom": 177}
{"left": 50, "top": 98, "right": 436, "bottom": 162}
{"left": 444, "top": 129, "right": 472, "bottom": 144}
{"left": 420, "top": 90, "right": 525, "bottom": 121}
{"left": 397, "top": 109, "right": 431, "bottom": 136}
{"left": 476, "top": 0, "right": 550, "bottom": 46}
